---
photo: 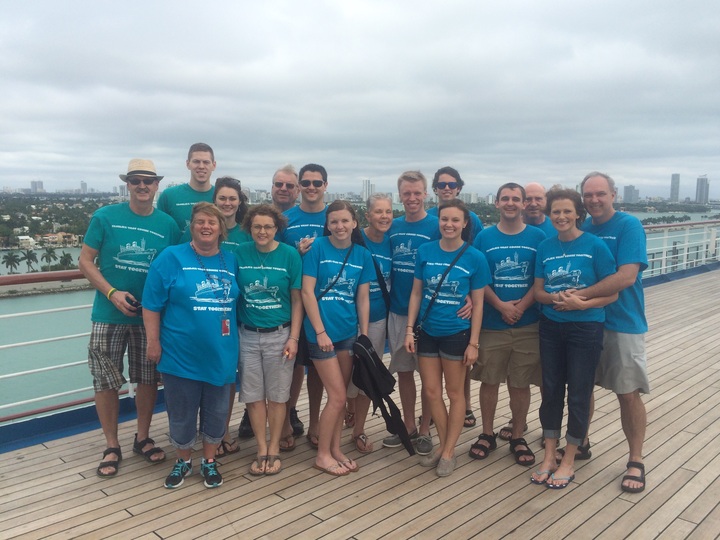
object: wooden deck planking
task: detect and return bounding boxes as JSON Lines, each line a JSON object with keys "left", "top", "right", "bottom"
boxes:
{"left": 1, "top": 270, "right": 720, "bottom": 539}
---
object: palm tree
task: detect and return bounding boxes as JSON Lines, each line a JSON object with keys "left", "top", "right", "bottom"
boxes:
{"left": 2, "top": 251, "right": 21, "bottom": 274}
{"left": 41, "top": 247, "right": 58, "bottom": 271}
{"left": 59, "top": 251, "right": 74, "bottom": 270}
{"left": 20, "top": 249, "right": 38, "bottom": 272}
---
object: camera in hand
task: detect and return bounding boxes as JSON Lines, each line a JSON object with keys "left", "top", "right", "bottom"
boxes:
{"left": 126, "top": 296, "right": 142, "bottom": 315}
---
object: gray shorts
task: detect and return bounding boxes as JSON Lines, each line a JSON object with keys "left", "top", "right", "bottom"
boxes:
{"left": 348, "top": 318, "right": 386, "bottom": 398}
{"left": 387, "top": 312, "right": 417, "bottom": 374}
{"left": 595, "top": 330, "right": 650, "bottom": 395}
{"left": 239, "top": 325, "right": 294, "bottom": 403}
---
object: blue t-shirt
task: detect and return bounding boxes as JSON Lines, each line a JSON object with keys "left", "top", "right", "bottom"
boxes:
{"left": 534, "top": 233, "right": 616, "bottom": 323}
{"left": 414, "top": 242, "right": 491, "bottom": 337}
{"left": 582, "top": 212, "right": 648, "bottom": 334}
{"left": 473, "top": 225, "right": 546, "bottom": 330}
{"left": 528, "top": 217, "right": 557, "bottom": 238}
{"left": 234, "top": 241, "right": 302, "bottom": 328}
{"left": 389, "top": 214, "right": 440, "bottom": 315}
{"left": 361, "top": 230, "right": 392, "bottom": 323}
{"left": 142, "top": 243, "right": 240, "bottom": 386}
{"left": 427, "top": 206, "right": 484, "bottom": 242}
{"left": 302, "top": 237, "right": 375, "bottom": 343}
{"left": 281, "top": 206, "right": 327, "bottom": 249}
{"left": 84, "top": 204, "right": 180, "bottom": 325}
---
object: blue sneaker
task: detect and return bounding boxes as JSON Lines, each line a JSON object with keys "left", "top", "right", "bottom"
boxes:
{"left": 201, "top": 459, "right": 223, "bottom": 488}
{"left": 164, "top": 459, "right": 192, "bottom": 489}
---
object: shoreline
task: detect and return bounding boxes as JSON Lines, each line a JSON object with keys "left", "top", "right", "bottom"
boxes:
{"left": 0, "top": 279, "right": 92, "bottom": 299}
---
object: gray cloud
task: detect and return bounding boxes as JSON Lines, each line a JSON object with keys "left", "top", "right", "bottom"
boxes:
{"left": 1, "top": 1, "right": 718, "bottom": 201}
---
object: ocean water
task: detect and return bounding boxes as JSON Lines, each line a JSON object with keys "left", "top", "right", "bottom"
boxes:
{"left": 0, "top": 290, "right": 95, "bottom": 419}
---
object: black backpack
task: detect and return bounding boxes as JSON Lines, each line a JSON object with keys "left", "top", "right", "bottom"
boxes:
{"left": 352, "top": 334, "right": 415, "bottom": 456}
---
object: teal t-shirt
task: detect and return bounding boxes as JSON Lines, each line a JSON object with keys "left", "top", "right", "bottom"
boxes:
{"left": 388, "top": 214, "right": 440, "bottom": 315}
{"left": 534, "top": 232, "right": 616, "bottom": 323}
{"left": 414, "top": 242, "right": 491, "bottom": 336}
{"left": 83, "top": 203, "right": 180, "bottom": 325}
{"left": 142, "top": 243, "right": 240, "bottom": 386}
{"left": 234, "top": 242, "right": 302, "bottom": 328}
{"left": 181, "top": 223, "right": 252, "bottom": 251}
{"left": 473, "top": 225, "right": 546, "bottom": 330}
{"left": 157, "top": 183, "right": 215, "bottom": 233}
{"left": 280, "top": 205, "right": 327, "bottom": 249}
{"left": 302, "top": 237, "right": 375, "bottom": 343}
{"left": 361, "top": 230, "right": 392, "bottom": 323}
{"left": 527, "top": 217, "right": 557, "bottom": 237}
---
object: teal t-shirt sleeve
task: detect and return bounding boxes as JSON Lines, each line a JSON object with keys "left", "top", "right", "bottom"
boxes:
{"left": 302, "top": 241, "right": 320, "bottom": 278}
{"left": 180, "top": 228, "right": 191, "bottom": 243}
{"left": 142, "top": 250, "right": 175, "bottom": 312}
{"left": 617, "top": 219, "right": 648, "bottom": 270}
{"left": 84, "top": 213, "right": 104, "bottom": 250}
{"left": 289, "top": 248, "right": 302, "bottom": 289}
{"left": 156, "top": 191, "right": 168, "bottom": 214}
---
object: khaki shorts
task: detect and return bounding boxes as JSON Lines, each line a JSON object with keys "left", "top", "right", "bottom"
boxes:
{"left": 596, "top": 330, "right": 650, "bottom": 394}
{"left": 469, "top": 323, "right": 541, "bottom": 387}
{"left": 387, "top": 312, "right": 417, "bottom": 374}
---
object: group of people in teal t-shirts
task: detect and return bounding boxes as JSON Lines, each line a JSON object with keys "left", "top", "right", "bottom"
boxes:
{"left": 83, "top": 149, "right": 650, "bottom": 495}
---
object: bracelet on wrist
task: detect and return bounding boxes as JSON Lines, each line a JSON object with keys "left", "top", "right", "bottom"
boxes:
{"left": 469, "top": 342, "right": 480, "bottom": 350}
{"left": 406, "top": 325, "right": 414, "bottom": 328}
{"left": 316, "top": 330, "right": 326, "bottom": 336}
{"left": 106, "top": 288, "right": 118, "bottom": 301}
{"left": 289, "top": 336, "right": 299, "bottom": 342}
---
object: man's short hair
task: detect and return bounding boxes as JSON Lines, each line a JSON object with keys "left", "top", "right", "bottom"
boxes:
{"left": 397, "top": 170, "right": 427, "bottom": 191}
{"left": 187, "top": 142, "right": 215, "bottom": 161}
{"left": 272, "top": 164, "right": 298, "bottom": 181}
{"left": 432, "top": 166, "right": 464, "bottom": 191}
{"left": 298, "top": 163, "right": 327, "bottom": 183}
{"left": 580, "top": 171, "right": 616, "bottom": 194}
{"left": 496, "top": 182, "right": 526, "bottom": 202}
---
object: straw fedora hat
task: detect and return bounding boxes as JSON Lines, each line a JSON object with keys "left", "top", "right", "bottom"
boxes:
{"left": 119, "top": 158, "right": 164, "bottom": 181}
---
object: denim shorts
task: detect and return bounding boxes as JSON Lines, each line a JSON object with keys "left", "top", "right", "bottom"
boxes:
{"left": 307, "top": 336, "right": 356, "bottom": 361}
{"left": 416, "top": 328, "right": 470, "bottom": 361}
{"left": 162, "top": 373, "right": 233, "bottom": 448}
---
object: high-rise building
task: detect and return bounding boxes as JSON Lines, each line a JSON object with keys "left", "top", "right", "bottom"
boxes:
{"left": 696, "top": 175, "right": 709, "bottom": 205}
{"left": 30, "top": 180, "right": 44, "bottom": 193}
{"left": 80, "top": 181, "right": 87, "bottom": 194}
{"left": 361, "top": 179, "right": 373, "bottom": 202}
{"left": 623, "top": 185, "right": 640, "bottom": 204}
{"left": 670, "top": 174, "right": 680, "bottom": 202}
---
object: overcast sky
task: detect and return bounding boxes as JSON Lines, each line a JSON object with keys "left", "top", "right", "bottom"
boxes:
{"left": 1, "top": 1, "right": 718, "bottom": 200}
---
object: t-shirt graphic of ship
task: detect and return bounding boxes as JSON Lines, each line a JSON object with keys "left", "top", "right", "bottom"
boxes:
{"left": 113, "top": 238, "right": 157, "bottom": 268}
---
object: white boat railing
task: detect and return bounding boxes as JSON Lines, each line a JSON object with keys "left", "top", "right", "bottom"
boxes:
{"left": 1, "top": 219, "right": 719, "bottom": 427}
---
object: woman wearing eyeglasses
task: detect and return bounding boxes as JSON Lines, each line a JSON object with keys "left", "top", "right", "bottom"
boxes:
{"left": 234, "top": 204, "right": 303, "bottom": 476}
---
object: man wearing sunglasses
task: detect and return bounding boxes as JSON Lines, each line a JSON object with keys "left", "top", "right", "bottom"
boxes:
{"left": 271, "top": 165, "right": 299, "bottom": 212}
{"left": 279, "top": 163, "right": 329, "bottom": 451}
{"left": 79, "top": 159, "right": 180, "bottom": 478}
{"left": 157, "top": 142, "right": 217, "bottom": 234}
{"left": 427, "top": 166, "right": 484, "bottom": 243}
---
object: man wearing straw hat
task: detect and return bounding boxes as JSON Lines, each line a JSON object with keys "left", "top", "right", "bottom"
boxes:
{"left": 79, "top": 159, "right": 180, "bottom": 478}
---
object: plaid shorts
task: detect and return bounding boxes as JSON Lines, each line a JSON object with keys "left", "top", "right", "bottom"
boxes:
{"left": 87, "top": 322, "right": 159, "bottom": 392}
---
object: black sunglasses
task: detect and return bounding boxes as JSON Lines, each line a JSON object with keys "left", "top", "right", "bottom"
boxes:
{"left": 299, "top": 179, "right": 325, "bottom": 188}
{"left": 274, "top": 181, "right": 297, "bottom": 189}
{"left": 436, "top": 181, "right": 459, "bottom": 190}
{"left": 126, "top": 177, "right": 158, "bottom": 186}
